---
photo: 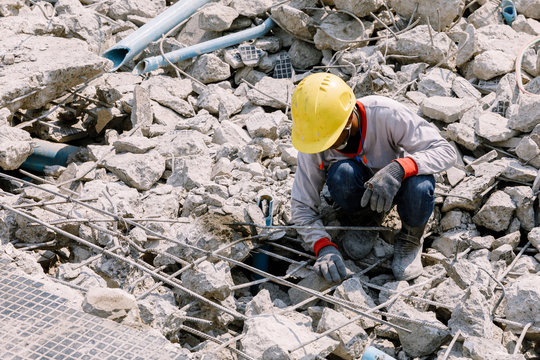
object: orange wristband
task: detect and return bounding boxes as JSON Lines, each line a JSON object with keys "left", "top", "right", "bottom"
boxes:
{"left": 313, "top": 237, "right": 338, "bottom": 257}
{"left": 394, "top": 157, "right": 418, "bottom": 179}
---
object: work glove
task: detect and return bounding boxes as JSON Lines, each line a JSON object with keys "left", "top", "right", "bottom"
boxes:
{"left": 313, "top": 245, "right": 347, "bottom": 283}
{"left": 361, "top": 161, "right": 404, "bottom": 213}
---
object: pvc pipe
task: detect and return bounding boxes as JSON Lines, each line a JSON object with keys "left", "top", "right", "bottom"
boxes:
{"left": 102, "top": 0, "right": 211, "bottom": 71}
{"left": 22, "top": 139, "right": 79, "bottom": 173}
{"left": 134, "top": 18, "right": 275, "bottom": 75}
{"left": 362, "top": 346, "right": 396, "bottom": 360}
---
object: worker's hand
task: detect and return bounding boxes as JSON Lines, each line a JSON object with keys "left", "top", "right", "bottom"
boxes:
{"left": 361, "top": 161, "right": 404, "bottom": 213}
{"left": 313, "top": 245, "right": 347, "bottom": 283}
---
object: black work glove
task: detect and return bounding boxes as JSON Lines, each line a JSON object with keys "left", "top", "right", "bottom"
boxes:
{"left": 361, "top": 161, "right": 404, "bottom": 213}
{"left": 313, "top": 245, "right": 347, "bottom": 283}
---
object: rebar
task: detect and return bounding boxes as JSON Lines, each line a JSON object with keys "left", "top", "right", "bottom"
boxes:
{"left": 441, "top": 330, "right": 461, "bottom": 360}
{"left": 478, "top": 267, "right": 506, "bottom": 316}
{"left": 370, "top": 12, "right": 398, "bottom": 40}
{"left": 497, "top": 241, "right": 531, "bottom": 282}
{"left": 178, "top": 324, "right": 255, "bottom": 360}
{"left": 12, "top": 198, "right": 98, "bottom": 209}
{"left": 494, "top": 317, "right": 540, "bottom": 333}
{"left": 1, "top": 173, "right": 410, "bottom": 333}
{"left": 229, "top": 222, "right": 392, "bottom": 232}
{"left": 231, "top": 260, "right": 310, "bottom": 291}
{"left": 0, "top": 203, "right": 246, "bottom": 320}
{"left": 15, "top": 240, "right": 57, "bottom": 251}
{"left": 513, "top": 322, "right": 533, "bottom": 354}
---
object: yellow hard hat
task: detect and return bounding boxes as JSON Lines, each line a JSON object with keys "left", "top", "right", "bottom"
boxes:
{"left": 291, "top": 73, "right": 356, "bottom": 154}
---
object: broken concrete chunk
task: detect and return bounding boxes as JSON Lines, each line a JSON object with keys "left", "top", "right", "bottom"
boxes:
{"left": 240, "top": 313, "right": 338, "bottom": 359}
{"left": 452, "top": 76, "right": 482, "bottom": 99}
{"left": 230, "top": 0, "right": 273, "bottom": 17}
{"left": 198, "top": 3, "right": 239, "bottom": 32}
{"left": 472, "top": 50, "right": 516, "bottom": 81}
{"left": 189, "top": 53, "right": 231, "bottom": 84}
{"left": 167, "top": 156, "right": 213, "bottom": 190}
{"left": 181, "top": 260, "right": 234, "bottom": 301}
{"left": 0, "top": 126, "right": 33, "bottom": 170}
{"left": 504, "top": 186, "right": 535, "bottom": 231}
{"left": 475, "top": 112, "right": 519, "bottom": 142}
{"left": 528, "top": 227, "right": 540, "bottom": 252}
{"left": 463, "top": 336, "right": 525, "bottom": 360}
{"left": 388, "top": 300, "right": 449, "bottom": 358}
{"left": 102, "top": 151, "right": 165, "bottom": 191}
{"left": 508, "top": 94, "right": 540, "bottom": 132}
{"left": 270, "top": 5, "right": 313, "bottom": 40}
{"left": 82, "top": 286, "right": 141, "bottom": 324}
{"left": 196, "top": 85, "right": 244, "bottom": 119}
{"left": 448, "top": 286, "right": 493, "bottom": 338}
{"left": 0, "top": 36, "right": 112, "bottom": 112}
{"left": 333, "top": 277, "right": 380, "bottom": 330}
{"left": 288, "top": 39, "right": 323, "bottom": 70}
{"left": 418, "top": 68, "right": 457, "bottom": 97}
{"left": 472, "top": 190, "right": 516, "bottom": 232}
{"left": 213, "top": 120, "right": 252, "bottom": 145}
{"left": 314, "top": 13, "right": 373, "bottom": 50}
{"left": 381, "top": 25, "right": 457, "bottom": 68}
{"left": 317, "top": 307, "right": 369, "bottom": 360}
{"left": 247, "top": 77, "right": 293, "bottom": 110}
{"left": 446, "top": 123, "right": 481, "bottom": 151}
{"left": 389, "top": 0, "right": 464, "bottom": 30}
{"left": 421, "top": 96, "right": 473, "bottom": 123}
{"left": 113, "top": 136, "right": 157, "bottom": 154}
{"left": 245, "top": 112, "right": 279, "bottom": 140}
{"left": 504, "top": 273, "right": 540, "bottom": 336}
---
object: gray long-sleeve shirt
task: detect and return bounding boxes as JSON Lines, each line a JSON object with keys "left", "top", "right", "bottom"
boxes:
{"left": 291, "top": 95, "right": 457, "bottom": 250}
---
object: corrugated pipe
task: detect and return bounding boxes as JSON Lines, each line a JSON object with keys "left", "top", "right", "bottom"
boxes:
{"left": 102, "top": 0, "right": 211, "bottom": 71}
{"left": 22, "top": 139, "right": 79, "bottom": 173}
{"left": 134, "top": 18, "right": 275, "bottom": 75}
{"left": 362, "top": 346, "right": 396, "bottom": 360}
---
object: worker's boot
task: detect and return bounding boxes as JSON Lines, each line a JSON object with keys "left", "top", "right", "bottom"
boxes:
{"left": 337, "top": 208, "right": 383, "bottom": 261}
{"left": 392, "top": 222, "right": 426, "bottom": 281}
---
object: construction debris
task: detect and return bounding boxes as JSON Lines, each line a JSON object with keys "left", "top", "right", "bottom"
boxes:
{"left": 1, "top": 0, "right": 540, "bottom": 359}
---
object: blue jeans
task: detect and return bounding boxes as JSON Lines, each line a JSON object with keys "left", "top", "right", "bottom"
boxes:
{"left": 326, "top": 159, "right": 435, "bottom": 227}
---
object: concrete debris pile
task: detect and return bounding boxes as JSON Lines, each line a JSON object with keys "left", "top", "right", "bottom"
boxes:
{"left": 2, "top": 0, "right": 540, "bottom": 359}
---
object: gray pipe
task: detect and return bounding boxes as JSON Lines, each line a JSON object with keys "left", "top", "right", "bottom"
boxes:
{"left": 102, "top": 0, "right": 211, "bottom": 71}
{"left": 134, "top": 18, "right": 275, "bottom": 75}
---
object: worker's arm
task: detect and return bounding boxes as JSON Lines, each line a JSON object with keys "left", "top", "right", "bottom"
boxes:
{"left": 379, "top": 98, "right": 457, "bottom": 176}
{"left": 291, "top": 151, "right": 331, "bottom": 251}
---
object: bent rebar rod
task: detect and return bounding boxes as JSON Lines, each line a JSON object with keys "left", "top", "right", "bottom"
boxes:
{"left": 134, "top": 18, "right": 275, "bottom": 74}
{"left": 102, "top": 0, "right": 211, "bottom": 70}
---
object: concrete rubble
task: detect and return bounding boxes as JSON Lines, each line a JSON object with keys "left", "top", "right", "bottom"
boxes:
{"left": 1, "top": 0, "right": 540, "bottom": 359}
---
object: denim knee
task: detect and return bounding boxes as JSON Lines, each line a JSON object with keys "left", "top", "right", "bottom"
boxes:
{"left": 396, "top": 175, "right": 435, "bottom": 227}
{"left": 327, "top": 159, "right": 367, "bottom": 211}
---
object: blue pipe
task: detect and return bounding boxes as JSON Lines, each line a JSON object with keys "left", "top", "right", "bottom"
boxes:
{"left": 102, "top": 0, "right": 211, "bottom": 71}
{"left": 361, "top": 346, "right": 396, "bottom": 360}
{"left": 134, "top": 18, "right": 275, "bottom": 75}
{"left": 22, "top": 140, "right": 79, "bottom": 173}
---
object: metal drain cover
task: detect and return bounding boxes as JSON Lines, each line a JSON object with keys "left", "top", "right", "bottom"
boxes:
{"left": 273, "top": 54, "right": 294, "bottom": 79}
{"left": 238, "top": 45, "right": 263, "bottom": 66}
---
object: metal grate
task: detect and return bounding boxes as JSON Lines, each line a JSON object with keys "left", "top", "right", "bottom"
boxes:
{"left": 492, "top": 100, "right": 509, "bottom": 117}
{"left": 273, "top": 54, "right": 294, "bottom": 79}
{"left": 238, "top": 45, "right": 263, "bottom": 66}
{"left": 0, "top": 267, "right": 186, "bottom": 360}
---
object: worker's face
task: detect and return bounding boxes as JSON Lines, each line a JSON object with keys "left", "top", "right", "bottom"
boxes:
{"left": 329, "top": 110, "right": 355, "bottom": 150}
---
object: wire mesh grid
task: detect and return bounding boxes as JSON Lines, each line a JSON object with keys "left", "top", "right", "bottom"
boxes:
{"left": 238, "top": 45, "right": 263, "bottom": 66}
{"left": 492, "top": 100, "right": 510, "bottom": 117}
{"left": 0, "top": 267, "right": 185, "bottom": 360}
{"left": 273, "top": 54, "right": 294, "bottom": 79}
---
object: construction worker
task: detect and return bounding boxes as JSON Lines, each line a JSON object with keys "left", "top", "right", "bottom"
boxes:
{"left": 290, "top": 73, "right": 456, "bottom": 282}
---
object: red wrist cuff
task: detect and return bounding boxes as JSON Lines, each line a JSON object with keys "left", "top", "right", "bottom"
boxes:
{"left": 394, "top": 157, "right": 418, "bottom": 179}
{"left": 313, "top": 237, "right": 338, "bottom": 257}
